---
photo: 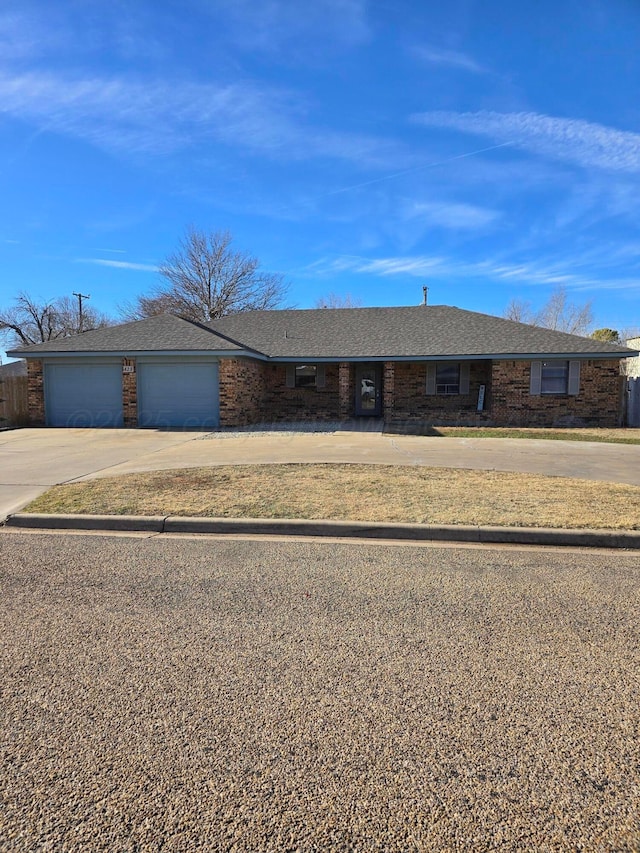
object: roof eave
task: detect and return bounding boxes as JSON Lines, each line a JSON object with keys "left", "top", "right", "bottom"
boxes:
{"left": 266, "top": 350, "right": 635, "bottom": 362}
{"left": 6, "top": 348, "right": 262, "bottom": 359}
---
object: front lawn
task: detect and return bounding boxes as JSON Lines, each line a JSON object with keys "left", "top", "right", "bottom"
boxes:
{"left": 23, "top": 464, "right": 640, "bottom": 530}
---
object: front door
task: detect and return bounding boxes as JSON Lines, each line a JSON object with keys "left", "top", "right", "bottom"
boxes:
{"left": 355, "top": 364, "right": 382, "bottom": 417}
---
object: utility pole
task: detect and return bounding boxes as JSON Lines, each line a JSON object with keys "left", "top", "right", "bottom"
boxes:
{"left": 73, "top": 292, "right": 90, "bottom": 333}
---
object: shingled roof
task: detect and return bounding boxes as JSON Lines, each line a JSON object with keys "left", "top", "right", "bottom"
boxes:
{"left": 8, "top": 305, "right": 636, "bottom": 360}
{"left": 7, "top": 313, "right": 244, "bottom": 356}
{"left": 207, "top": 305, "right": 635, "bottom": 360}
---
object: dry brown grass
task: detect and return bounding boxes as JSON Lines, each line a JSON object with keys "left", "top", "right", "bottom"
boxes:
{"left": 392, "top": 426, "right": 640, "bottom": 444}
{"left": 24, "top": 464, "right": 640, "bottom": 529}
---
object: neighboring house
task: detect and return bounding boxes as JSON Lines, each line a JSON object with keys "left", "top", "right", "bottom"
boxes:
{"left": 0, "top": 360, "right": 27, "bottom": 379}
{"left": 7, "top": 306, "right": 638, "bottom": 429}
{"left": 625, "top": 337, "right": 640, "bottom": 427}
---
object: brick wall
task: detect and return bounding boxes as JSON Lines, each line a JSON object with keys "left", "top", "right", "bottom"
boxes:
{"left": 27, "top": 360, "right": 45, "bottom": 425}
{"left": 122, "top": 358, "right": 137, "bottom": 427}
{"left": 219, "top": 358, "right": 268, "bottom": 426}
{"left": 263, "top": 363, "right": 341, "bottom": 421}
{"left": 388, "top": 361, "right": 492, "bottom": 426}
{"left": 383, "top": 362, "right": 395, "bottom": 421}
{"left": 218, "top": 360, "right": 344, "bottom": 425}
{"left": 26, "top": 354, "right": 623, "bottom": 430}
{"left": 339, "top": 362, "right": 352, "bottom": 418}
{"left": 384, "top": 359, "right": 622, "bottom": 428}
{"left": 491, "top": 359, "right": 623, "bottom": 427}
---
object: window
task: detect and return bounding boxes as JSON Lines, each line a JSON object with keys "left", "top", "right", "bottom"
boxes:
{"left": 285, "top": 364, "right": 326, "bottom": 389}
{"left": 436, "top": 363, "right": 460, "bottom": 395}
{"left": 426, "top": 362, "right": 470, "bottom": 396}
{"left": 530, "top": 360, "right": 580, "bottom": 396}
{"left": 541, "top": 360, "right": 568, "bottom": 394}
{"left": 295, "top": 364, "right": 317, "bottom": 387}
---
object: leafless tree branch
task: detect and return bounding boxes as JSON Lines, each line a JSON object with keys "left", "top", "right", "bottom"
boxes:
{"left": 0, "top": 292, "right": 112, "bottom": 348}
{"left": 315, "top": 292, "right": 363, "bottom": 309}
{"left": 504, "top": 286, "right": 593, "bottom": 336}
{"left": 120, "top": 227, "right": 289, "bottom": 322}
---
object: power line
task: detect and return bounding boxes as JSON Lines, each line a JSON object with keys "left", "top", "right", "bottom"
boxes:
{"left": 73, "top": 292, "right": 90, "bottom": 333}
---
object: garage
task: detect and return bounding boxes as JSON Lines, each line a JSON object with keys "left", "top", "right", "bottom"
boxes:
{"left": 45, "top": 360, "right": 123, "bottom": 427}
{"left": 137, "top": 358, "right": 219, "bottom": 428}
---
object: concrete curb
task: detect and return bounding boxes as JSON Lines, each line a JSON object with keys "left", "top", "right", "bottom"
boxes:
{"left": 4, "top": 512, "right": 640, "bottom": 548}
{"left": 5, "top": 513, "right": 166, "bottom": 532}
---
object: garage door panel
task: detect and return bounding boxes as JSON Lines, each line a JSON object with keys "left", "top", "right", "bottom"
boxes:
{"left": 45, "top": 363, "right": 123, "bottom": 427}
{"left": 138, "top": 361, "right": 219, "bottom": 428}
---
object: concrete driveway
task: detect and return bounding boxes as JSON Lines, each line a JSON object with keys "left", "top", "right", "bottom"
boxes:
{"left": 0, "top": 428, "right": 212, "bottom": 520}
{"left": 2, "top": 426, "right": 640, "bottom": 520}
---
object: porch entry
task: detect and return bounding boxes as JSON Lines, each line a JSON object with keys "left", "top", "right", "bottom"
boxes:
{"left": 355, "top": 363, "right": 382, "bottom": 417}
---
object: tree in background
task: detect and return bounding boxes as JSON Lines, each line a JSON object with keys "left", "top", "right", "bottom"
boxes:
{"left": 504, "top": 286, "right": 594, "bottom": 336}
{"left": 590, "top": 328, "right": 619, "bottom": 342}
{"left": 620, "top": 325, "right": 640, "bottom": 343}
{"left": 314, "top": 292, "right": 363, "bottom": 309}
{"left": 121, "top": 227, "right": 288, "bottom": 322}
{"left": 0, "top": 293, "right": 112, "bottom": 348}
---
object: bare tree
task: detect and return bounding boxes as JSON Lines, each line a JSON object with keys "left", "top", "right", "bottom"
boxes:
{"left": 0, "top": 293, "right": 112, "bottom": 348}
{"left": 121, "top": 227, "right": 288, "bottom": 322}
{"left": 620, "top": 325, "right": 640, "bottom": 343}
{"left": 504, "top": 298, "right": 535, "bottom": 325}
{"left": 504, "top": 286, "right": 593, "bottom": 336}
{"left": 536, "top": 286, "right": 593, "bottom": 335}
{"left": 315, "top": 292, "right": 363, "bottom": 309}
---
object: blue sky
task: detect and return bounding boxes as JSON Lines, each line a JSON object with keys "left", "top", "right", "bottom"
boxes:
{"left": 2, "top": 0, "right": 640, "bottom": 360}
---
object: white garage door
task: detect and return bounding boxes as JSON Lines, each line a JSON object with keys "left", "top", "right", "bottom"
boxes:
{"left": 137, "top": 359, "right": 219, "bottom": 428}
{"left": 45, "top": 361, "right": 123, "bottom": 427}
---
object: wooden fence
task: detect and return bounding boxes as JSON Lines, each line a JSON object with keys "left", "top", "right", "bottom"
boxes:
{"left": 0, "top": 375, "right": 28, "bottom": 426}
{"left": 627, "top": 377, "right": 640, "bottom": 428}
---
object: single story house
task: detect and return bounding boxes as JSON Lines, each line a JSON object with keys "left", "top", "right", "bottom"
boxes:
{"left": 7, "top": 305, "right": 638, "bottom": 429}
{"left": 0, "top": 360, "right": 27, "bottom": 380}
{"left": 626, "top": 336, "right": 640, "bottom": 428}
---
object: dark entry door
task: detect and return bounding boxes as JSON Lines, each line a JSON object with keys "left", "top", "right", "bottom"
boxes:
{"left": 355, "top": 363, "right": 382, "bottom": 416}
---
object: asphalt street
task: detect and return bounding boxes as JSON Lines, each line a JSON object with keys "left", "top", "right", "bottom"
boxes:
{"left": 1, "top": 530, "right": 638, "bottom": 851}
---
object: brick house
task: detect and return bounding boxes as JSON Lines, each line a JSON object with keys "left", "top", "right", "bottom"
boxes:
{"left": 8, "top": 305, "right": 638, "bottom": 429}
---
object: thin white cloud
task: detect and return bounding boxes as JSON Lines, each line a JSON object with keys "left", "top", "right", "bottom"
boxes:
{"left": 76, "top": 258, "right": 158, "bottom": 272}
{"left": 0, "top": 69, "right": 405, "bottom": 168}
{"left": 308, "top": 254, "right": 450, "bottom": 277}
{"left": 308, "top": 251, "right": 640, "bottom": 292}
{"left": 412, "top": 110, "right": 640, "bottom": 174}
{"left": 405, "top": 200, "right": 500, "bottom": 230}
{"left": 412, "top": 45, "right": 487, "bottom": 74}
